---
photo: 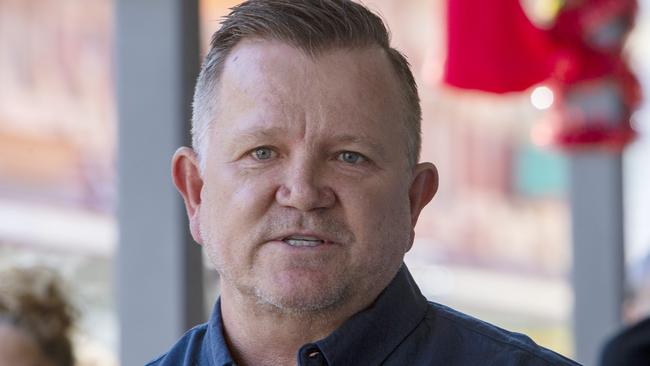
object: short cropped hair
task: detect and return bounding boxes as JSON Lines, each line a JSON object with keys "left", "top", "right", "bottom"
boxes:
{"left": 192, "top": 0, "right": 421, "bottom": 168}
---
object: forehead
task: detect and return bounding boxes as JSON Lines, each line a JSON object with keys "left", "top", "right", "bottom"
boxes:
{"left": 221, "top": 38, "right": 398, "bottom": 86}
{"left": 215, "top": 39, "right": 406, "bottom": 127}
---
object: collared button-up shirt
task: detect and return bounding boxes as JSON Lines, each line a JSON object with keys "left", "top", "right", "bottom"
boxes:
{"left": 147, "top": 265, "right": 580, "bottom": 366}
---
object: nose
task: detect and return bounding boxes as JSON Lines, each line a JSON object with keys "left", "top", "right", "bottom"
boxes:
{"left": 275, "top": 157, "right": 335, "bottom": 211}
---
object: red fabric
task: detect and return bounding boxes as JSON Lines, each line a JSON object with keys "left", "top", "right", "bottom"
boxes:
{"left": 443, "top": 0, "right": 640, "bottom": 151}
{"left": 443, "top": 0, "right": 557, "bottom": 93}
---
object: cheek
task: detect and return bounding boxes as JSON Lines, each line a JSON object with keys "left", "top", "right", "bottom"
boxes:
{"left": 343, "top": 182, "right": 412, "bottom": 249}
{"left": 220, "top": 170, "right": 279, "bottom": 220}
{"left": 199, "top": 169, "right": 278, "bottom": 247}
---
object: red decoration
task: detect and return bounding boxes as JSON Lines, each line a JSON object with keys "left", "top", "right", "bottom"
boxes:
{"left": 538, "top": 0, "right": 639, "bottom": 151}
{"left": 443, "top": 0, "right": 641, "bottom": 152}
{"left": 444, "top": 0, "right": 556, "bottom": 93}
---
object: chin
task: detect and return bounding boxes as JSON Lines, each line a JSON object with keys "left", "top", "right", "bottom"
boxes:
{"left": 253, "top": 276, "right": 350, "bottom": 315}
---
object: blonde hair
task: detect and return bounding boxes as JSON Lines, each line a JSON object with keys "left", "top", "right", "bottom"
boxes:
{"left": 0, "top": 267, "right": 76, "bottom": 366}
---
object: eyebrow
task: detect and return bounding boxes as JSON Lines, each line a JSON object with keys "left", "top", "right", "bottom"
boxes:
{"left": 229, "top": 127, "right": 389, "bottom": 160}
{"left": 327, "top": 133, "right": 387, "bottom": 160}
{"left": 220, "top": 125, "right": 283, "bottom": 151}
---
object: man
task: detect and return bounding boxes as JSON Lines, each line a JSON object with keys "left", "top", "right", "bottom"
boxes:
{"left": 149, "top": 1, "right": 580, "bottom": 365}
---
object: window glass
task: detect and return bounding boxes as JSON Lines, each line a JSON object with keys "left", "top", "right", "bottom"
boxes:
{"left": 0, "top": 0, "right": 117, "bottom": 365}
{"left": 623, "top": 0, "right": 650, "bottom": 325}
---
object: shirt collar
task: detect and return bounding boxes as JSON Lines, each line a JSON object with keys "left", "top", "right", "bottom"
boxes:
{"left": 205, "top": 298, "right": 236, "bottom": 366}
{"left": 206, "top": 264, "right": 427, "bottom": 366}
{"left": 315, "top": 264, "right": 429, "bottom": 365}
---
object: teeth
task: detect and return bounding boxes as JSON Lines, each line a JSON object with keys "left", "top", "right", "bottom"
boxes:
{"left": 285, "top": 239, "right": 321, "bottom": 247}
{"left": 283, "top": 236, "right": 325, "bottom": 247}
{"left": 285, "top": 235, "right": 322, "bottom": 241}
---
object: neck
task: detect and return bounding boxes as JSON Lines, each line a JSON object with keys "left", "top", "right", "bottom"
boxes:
{"left": 219, "top": 284, "right": 373, "bottom": 366}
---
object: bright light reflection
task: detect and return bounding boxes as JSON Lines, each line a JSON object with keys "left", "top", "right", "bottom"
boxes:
{"left": 531, "top": 86, "right": 554, "bottom": 110}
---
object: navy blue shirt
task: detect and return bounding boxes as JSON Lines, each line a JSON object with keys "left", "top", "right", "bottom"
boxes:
{"left": 147, "top": 266, "right": 580, "bottom": 365}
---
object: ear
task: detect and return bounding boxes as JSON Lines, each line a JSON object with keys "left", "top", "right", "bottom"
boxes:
{"left": 171, "top": 147, "right": 204, "bottom": 245}
{"left": 408, "top": 161, "right": 438, "bottom": 235}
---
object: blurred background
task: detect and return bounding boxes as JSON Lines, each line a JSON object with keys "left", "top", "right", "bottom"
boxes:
{"left": 0, "top": 0, "right": 648, "bottom": 365}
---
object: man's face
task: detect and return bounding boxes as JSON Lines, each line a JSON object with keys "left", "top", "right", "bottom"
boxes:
{"left": 174, "top": 40, "right": 436, "bottom": 314}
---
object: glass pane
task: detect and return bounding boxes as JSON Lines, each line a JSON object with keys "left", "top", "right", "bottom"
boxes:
{"left": 623, "top": 0, "right": 650, "bottom": 325}
{"left": 0, "top": 0, "right": 117, "bottom": 365}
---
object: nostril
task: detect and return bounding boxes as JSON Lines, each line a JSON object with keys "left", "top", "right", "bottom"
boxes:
{"left": 275, "top": 181, "right": 335, "bottom": 211}
{"left": 276, "top": 185, "right": 291, "bottom": 199}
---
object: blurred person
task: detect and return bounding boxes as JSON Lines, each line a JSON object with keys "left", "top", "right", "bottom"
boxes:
{"left": 0, "top": 266, "right": 76, "bottom": 366}
{"left": 599, "top": 251, "right": 650, "bottom": 366}
{"left": 150, "top": 1, "right": 580, "bottom": 365}
{"left": 623, "top": 251, "right": 650, "bottom": 325}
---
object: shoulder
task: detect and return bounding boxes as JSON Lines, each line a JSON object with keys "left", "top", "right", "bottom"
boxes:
{"left": 600, "top": 317, "right": 650, "bottom": 366}
{"left": 145, "top": 323, "right": 209, "bottom": 366}
{"left": 412, "top": 301, "right": 581, "bottom": 365}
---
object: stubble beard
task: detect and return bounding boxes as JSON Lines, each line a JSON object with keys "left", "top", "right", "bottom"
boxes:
{"left": 203, "top": 205, "right": 410, "bottom": 318}
{"left": 252, "top": 271, "right": 353, "bottom": 316}
{"left": 211, "top": 248, "right": 359, "bottom": 318}
{"left": 204, "top": 210, "right": 362, "bottom": 317}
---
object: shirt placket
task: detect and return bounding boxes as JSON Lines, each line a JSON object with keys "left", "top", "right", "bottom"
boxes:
{"left": 298, "top": 344, "right": 328, "bottom": 366}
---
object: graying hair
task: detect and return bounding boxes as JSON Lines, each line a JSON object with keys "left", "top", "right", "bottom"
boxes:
{"left": 192, "top": 0, "right": 421, "bottom": 168}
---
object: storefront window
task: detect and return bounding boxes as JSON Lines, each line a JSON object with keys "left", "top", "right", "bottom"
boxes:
{"left": 0, "top": 0, "right": 117, "bottom": 364}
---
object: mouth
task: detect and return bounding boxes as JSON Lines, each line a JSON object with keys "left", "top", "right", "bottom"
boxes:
{"left": 281, "top": 235, "right": 327, "bottom": 248}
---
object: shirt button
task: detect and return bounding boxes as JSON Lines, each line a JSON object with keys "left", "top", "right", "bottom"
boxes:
{"left": 302, "top": 347, "right": 326, "bottom": 366}
{"left": 308, "top": 350, "right": 320, "bottom": 358}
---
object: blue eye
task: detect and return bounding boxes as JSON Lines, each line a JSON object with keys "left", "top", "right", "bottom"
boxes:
{"left": 338, "top": 151, "right": 366, "bottom": 164}
{"left": 252, "top": 147, "right": 275, "bottom": 160}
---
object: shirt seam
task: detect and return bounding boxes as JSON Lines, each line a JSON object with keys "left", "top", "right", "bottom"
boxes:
{"left": 377, "top": 301, "right": 430, "bottom": 365}
{"left": 428, "top": 304, "right": 576, "bottom": 365}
